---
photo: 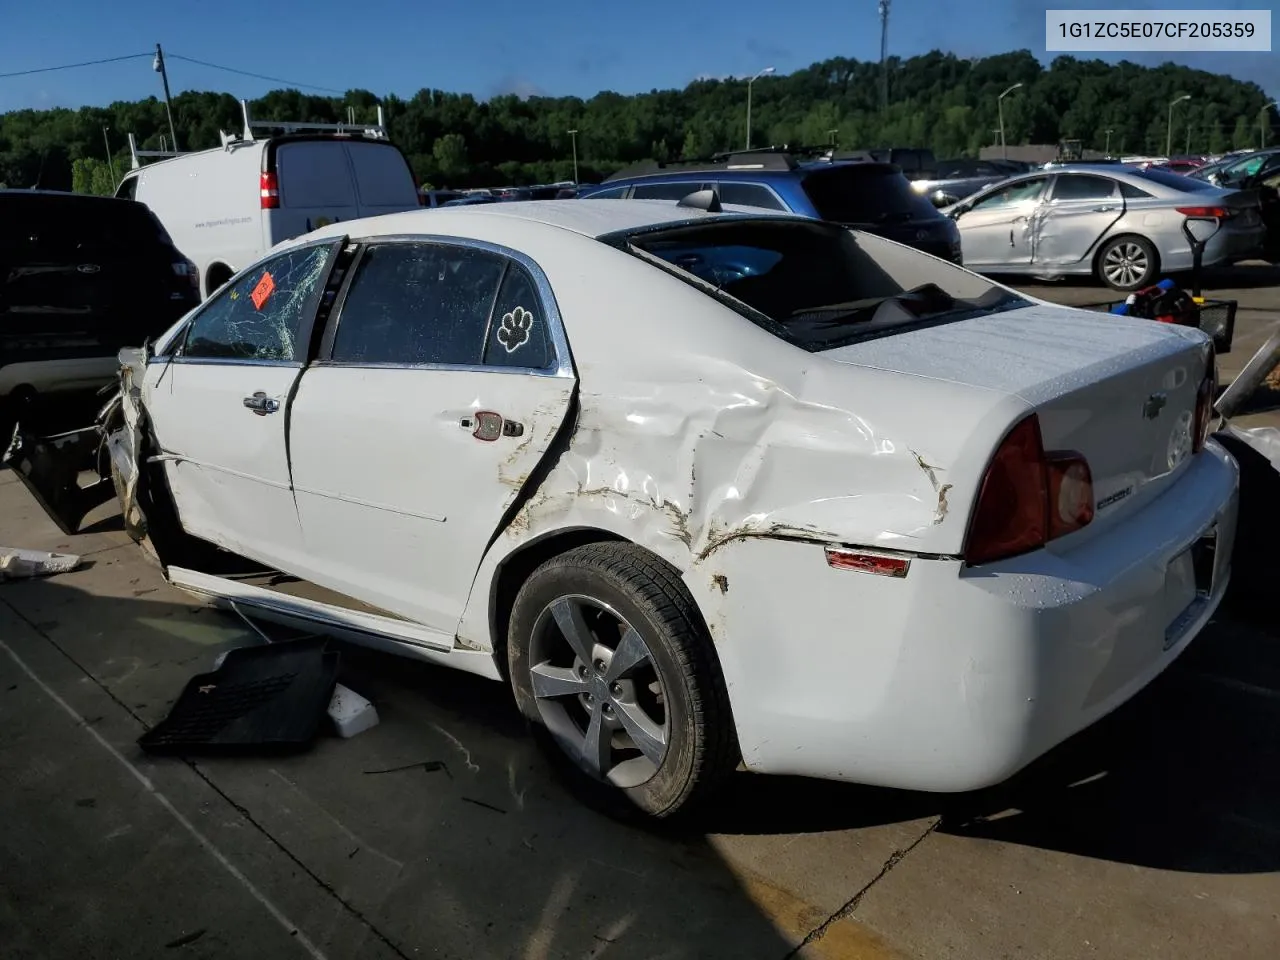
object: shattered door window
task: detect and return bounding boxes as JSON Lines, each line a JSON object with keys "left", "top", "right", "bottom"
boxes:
{"left": 181, "top": 244, "right": 332, "bottom": 361}
{"left": 330, "top": 242, "right": 504, "bottom": 365}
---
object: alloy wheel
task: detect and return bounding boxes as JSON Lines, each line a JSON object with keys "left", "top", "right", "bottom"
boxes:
{"left": 527, "top": 595, "right": 669, "bottom": 788}
{"left": 1103, "top": 241, "right": 1149, "bottom": 288}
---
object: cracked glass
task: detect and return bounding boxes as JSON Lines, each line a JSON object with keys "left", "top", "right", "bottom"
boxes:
{"left": 181, "top": 244, "right": 332, "bottom": 361}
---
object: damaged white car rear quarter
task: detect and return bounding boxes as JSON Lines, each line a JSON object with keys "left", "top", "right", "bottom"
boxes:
{"left": 454, "top": 243, "right": 1029, "bottom": 765}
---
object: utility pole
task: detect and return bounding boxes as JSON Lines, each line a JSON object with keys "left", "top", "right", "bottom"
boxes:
{"left": 878, "top": 0, "right": 891, "bottom": 110}
{"left": 102, "top": 125, "right": 118, "bottom": 189}
{"left": 567, "top": 129, "right": 579, "bottom": 183}
{"left": 1105, "top": 128, "right": 1113, "bottom": 155}
{"left": 154, "top": 43, "right": 180, "bottom": 153}
{"left": 745, "top": 66, "right": 774, "bottom": 150}
{"left": 1263, "top": 102, "right": 1279, "bottom": 150}
{"left": 998, "top": 83, "right": 1023, "bottom": 160}
{"left": 828, "top": 128, "right": 839, "bottom": 148}
{"left": 1166, "top": 94, "right": 1190, "bottom": 158}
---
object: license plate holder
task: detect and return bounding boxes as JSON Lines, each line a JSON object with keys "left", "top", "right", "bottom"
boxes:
{"left": 1164, "top": 525, "right": 1219, "bottom": 651}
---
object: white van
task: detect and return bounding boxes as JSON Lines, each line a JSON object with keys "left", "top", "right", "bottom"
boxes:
{"left": 115, "top": 103, "right": 422, "bottom": 298}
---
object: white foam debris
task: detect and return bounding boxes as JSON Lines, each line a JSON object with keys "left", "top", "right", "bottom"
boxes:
{"left": 328, "top": 684, "right": 380, "bottom": 739}
{"left": 0, "top": 547, "right": 82, "bottom": 581}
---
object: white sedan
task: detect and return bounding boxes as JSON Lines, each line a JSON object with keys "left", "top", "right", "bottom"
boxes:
{"left": 10, "top": 199, "right": 1238, "bottom": 819}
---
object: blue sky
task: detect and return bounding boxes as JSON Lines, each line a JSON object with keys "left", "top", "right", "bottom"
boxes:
{"left": 1, "top": 0, "right": 1274, "bottom": 111}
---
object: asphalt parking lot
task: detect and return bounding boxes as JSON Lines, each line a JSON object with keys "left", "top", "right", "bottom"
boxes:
{"left": 3, "top": 263, "right": 1279, "bottom": 960}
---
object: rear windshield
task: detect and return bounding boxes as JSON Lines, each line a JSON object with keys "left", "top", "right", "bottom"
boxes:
{"left": 801, "top": 166, "right": 941, "bottom": 224}
{"left": 618, "top": 218, "right": 1026, "bottom": 352}
{"left": 346, "top": 141, "right": 418, "bottom": 207}
{"left": 1131, "top": 168, "right": 1217, "bottom": 192}
{"left": 0, "top": 194, "right": 171, "bottom": 257}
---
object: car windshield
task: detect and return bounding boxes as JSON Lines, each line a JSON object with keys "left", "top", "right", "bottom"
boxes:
{"left": 800, "top": 165, "right": 941, "bottom": 224}
{"left": 1131, "top": 168, "right": 1218, "bottom": 193}
{"left": 618, "top": 218, "right": 1026, "bottom": 351}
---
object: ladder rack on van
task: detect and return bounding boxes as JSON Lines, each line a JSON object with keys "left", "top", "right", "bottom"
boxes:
{"left": 127, "top": 133, "right": 188, "bottom": 170}
{"left": 238, "top": 100, "right": 389, "bottom": 141}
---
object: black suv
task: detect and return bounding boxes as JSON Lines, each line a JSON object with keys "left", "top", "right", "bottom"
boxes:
{"left": 579, "top": 150, "right": 963, "bottom": 263}
{"left": 1, "top": 190, "right": 200, "bottom": 433}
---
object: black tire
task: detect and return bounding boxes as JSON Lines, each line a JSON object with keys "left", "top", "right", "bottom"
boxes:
{"left": 1096, "top": 235, "right": 1159, "bottom": 291}
{"left": 508, "top": 542, "right": 738, "bottom": 821}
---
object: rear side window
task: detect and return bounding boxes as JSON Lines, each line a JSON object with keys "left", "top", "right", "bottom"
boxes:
{"left": 632, "top": 181, "right": 704, "bottom": 200}
{"left": 181, "top": 244, "right": 333, "bottom": 361}
{"left": 277, "top": 143, "right": 356, "bottom": 207}
{"left": 115, "top": 177, "right": 138, "bottom": 201}
{"left": 1051, "top": 175, "right": 1119, "bottom": 201}
{"left": 330, "top": 243, "right": 505, "bottom": 366}
{"left": 801, "top": 167, "right": 939, "bottom": 224}
{"left": 1120, "top": 182, "right": 1154, "bottom": 199}
{"left": 346, "top": 142, "right": 418, "bottom": 207}
{"left": 484, "top": 266, "right": 553, "bottom": 369}
{"left": 1133, "top": 168, "right": 1217, "bottom": 193}
{"left": 718, "top": 182, "right": 787, "bottom": 211}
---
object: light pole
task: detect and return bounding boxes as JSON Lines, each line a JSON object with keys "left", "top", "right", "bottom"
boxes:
{"left": 997, "top": 82, "right": 1023, "bottom": 159}
{"left": 567, "top": 129, "right": 579, "bottom": 183}
{"left": 1105, "top": 128, "right": 1113, "bottom": 156}
{"left": 1166, "top": 94, "right": 1190, "bottom": 157}
{"left": 745, "top": 66, "right": 774, "bottom": 150}
{"left": 828, "top": 128, "right": 838, "bottom": 148}
{"left": 102, "top": 126, "right": 118, "bottom": 189}
{"left": 1262, "top": 102, "right": 1278, "bottom": 150}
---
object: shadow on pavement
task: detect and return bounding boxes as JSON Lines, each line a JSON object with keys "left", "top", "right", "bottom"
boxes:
{"left": 0, "top": 576, "right": 810, "bottom": 960}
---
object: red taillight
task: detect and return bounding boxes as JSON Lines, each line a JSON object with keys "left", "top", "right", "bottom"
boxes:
{"left": 1176, "top": 205, "right": 1233, "bottom": 219}
{"left": 1193, "top": 347, "right": 1218, "bottom": 454}
{"left": 965, "top": 414, "right": 1094, "bottom": 566}
{"left": 171, "top": 259, "right": 199, "bottom": 290}
{"left": 260, "top": 171, "right": 280, "bottom": 209}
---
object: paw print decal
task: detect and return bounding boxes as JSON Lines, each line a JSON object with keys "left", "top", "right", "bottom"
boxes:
{"left": 496, "top": 305, "right": 534, "bottom": 353}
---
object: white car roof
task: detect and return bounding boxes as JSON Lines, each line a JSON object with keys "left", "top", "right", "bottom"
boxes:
{"left": 299, "top": 198, "right": 798, "bottom": 246}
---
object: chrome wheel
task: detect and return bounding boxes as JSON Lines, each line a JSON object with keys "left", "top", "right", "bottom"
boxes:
{"left": 1102, "top": 240, "right": 1150, "bottom": 288}
{"left": 528, "top": 595, "right": 669, "bottom": 788}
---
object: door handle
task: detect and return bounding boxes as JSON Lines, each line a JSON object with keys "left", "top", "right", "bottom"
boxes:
{"left": 1092, "top": 205, "right": 1118, "bottom": 212}
{"left": 460, "top": 411, "right": 524, "bottom": 441}
{"left": 243, "top": 392, "right": 280, "bottom": 415}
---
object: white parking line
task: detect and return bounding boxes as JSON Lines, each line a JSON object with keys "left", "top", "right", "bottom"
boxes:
{"left": 0, "top": 636, "right": 329, "bottom": 960}
{"left": 1188, "top": 671, "right": 1280, "bottom": 701}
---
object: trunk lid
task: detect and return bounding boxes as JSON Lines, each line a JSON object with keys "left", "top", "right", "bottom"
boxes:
{"left": 822, "top": 303, "right": 1213, "bottom": 532}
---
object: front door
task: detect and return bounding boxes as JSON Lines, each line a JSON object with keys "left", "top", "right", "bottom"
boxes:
{"left": 1031, "top": 173, "right": 1126, "bottom": 268}
{"left": 955, "top": 176, "right": 1049, "bottom": 268}
{"left": 150, "top": 238, "right": 342, "bottom": 569}
{"left": 286, "top": 240, "right": 576, "bottom": 634}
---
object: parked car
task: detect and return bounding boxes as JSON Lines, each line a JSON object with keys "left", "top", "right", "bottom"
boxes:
{"left": 943, "top": 165, "right": 1266, "bottom": 290}
{"left": 581, "top": 151, "right": 963, "bottom": 262}
{"left": 0, "top": 190, "right": 200, "bottom": 437}
{"left": 422, "top": 189, "right": 467, "bottom": 208}
{"left": 833, "top": 147, "right": 938, "bottom": 180}
{"left": 9, "top": 199, "right": 1237, "bottom": 820}
{"left": 909, "top": 158, "right": 1016, "bottom": 207}
{"left": 116, "top": 103, "right": 421, "bottom": 299}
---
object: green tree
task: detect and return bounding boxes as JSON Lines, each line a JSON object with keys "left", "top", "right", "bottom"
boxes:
{"left": 432, "top": 133, "right": 468, "bottom": 176}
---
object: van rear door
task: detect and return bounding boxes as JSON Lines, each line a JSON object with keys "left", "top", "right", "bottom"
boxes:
{"left": 272, "top": 140, "right": 360, "bottom": 241}
{"left": 345, "top": 141, "right": 420, "bottom": 217}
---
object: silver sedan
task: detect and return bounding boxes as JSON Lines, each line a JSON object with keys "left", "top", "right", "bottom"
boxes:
{"left": 941, "top": 165, "right": 1267, "bottom": 291}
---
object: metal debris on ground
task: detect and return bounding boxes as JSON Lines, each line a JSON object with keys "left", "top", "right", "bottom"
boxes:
{"left": 0, "top": 547, "right": 82, "bottom": 581}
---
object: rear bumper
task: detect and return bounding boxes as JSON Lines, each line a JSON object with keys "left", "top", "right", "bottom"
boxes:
{"left": 696, "top": 439, "right": 1239, "bottom": 792}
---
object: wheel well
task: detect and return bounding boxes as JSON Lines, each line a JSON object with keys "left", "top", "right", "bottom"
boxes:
{"left": 487, "top": 528, "right": 627, "bottom": 679}
{"left": 1094, "top": 233, "right": 1159, "bottom": 278}
{"left": 204, "top": 262, "right": 235, "bottom": 297}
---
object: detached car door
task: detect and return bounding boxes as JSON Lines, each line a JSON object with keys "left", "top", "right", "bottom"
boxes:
{"left": 286, "top": 239, "right": 576, "bottom": 634}
{"left": 1031, "top": 173, "right": 1125, "bottom": 269}
{"left": 954, "top": 176, "right": 1048, "bottom": 268}
{"left": 151, "top": 238, "right": 342, "bottom": 569}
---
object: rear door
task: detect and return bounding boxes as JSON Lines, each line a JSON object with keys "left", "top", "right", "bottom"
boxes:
{"left": 286, "top": 239, "right": 576, "bottom": 634}
{"left": 344, "top": 141, "right": 420, "bottom": 218}
{"left": 152, "top": 238, "right": 342, "bottom": 569}
{"left": 1031, "top": 173, "right": 1125, "bottom": 268}
{"left": 951, "top": 176, "right": 1050, "bottom": 267}
{"left": 272, "top": 141, "right": 360, "bottom": 240}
